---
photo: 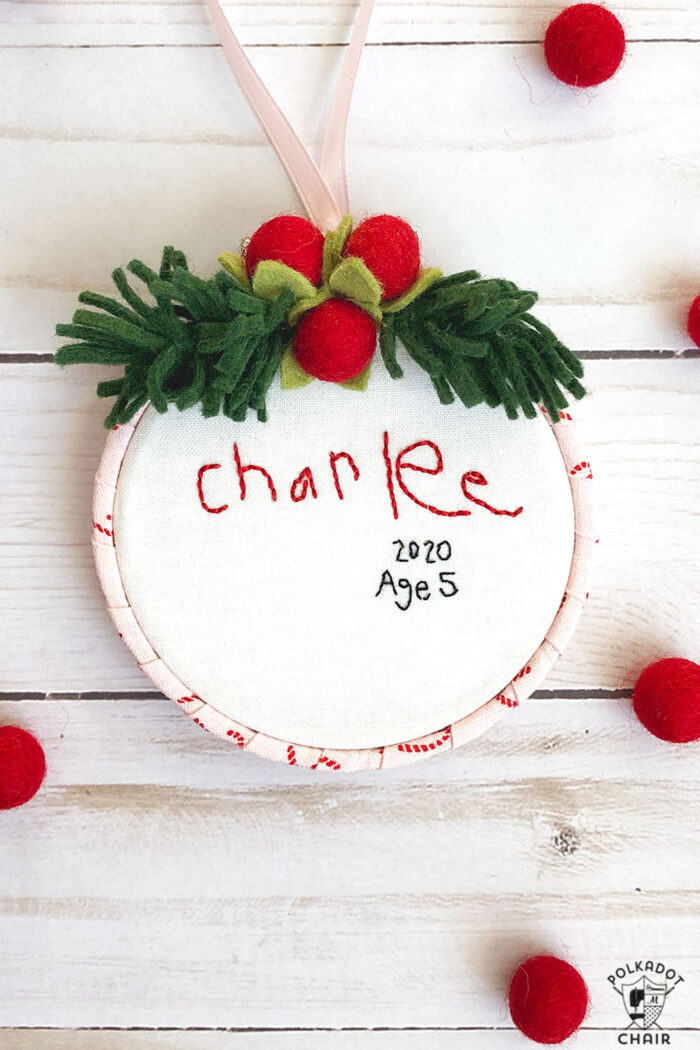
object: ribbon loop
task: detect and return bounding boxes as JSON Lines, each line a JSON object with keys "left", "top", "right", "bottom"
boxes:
{"left": 203, "top": 0, "right": 375, "bottom": 230}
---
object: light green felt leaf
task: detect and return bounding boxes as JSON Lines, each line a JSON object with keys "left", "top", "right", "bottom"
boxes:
{"left": 322, "top": 215, "right": 353, "bottom": 284}
{"left": 362, "top": 303, "right": 384, "bottom": 324}
{"left": 340, "top": 362, "right": 372, "bottom": 391}
{"left": 329, "top": 256, "right": 382, "bottom": 313}
{"left": 382, "top": 267, "right": 444, "bottom": 314}
{"left": 280, "top": 344, "right": 315, "bottom": 389}
{"left": 252, "top": 260, "right": 317, "bottom": 303}
{"left": 218, "top": 252, "right": 250, "bottom": 288}
{"left": 288, "top": 288, "right": 331, "bottom": 326}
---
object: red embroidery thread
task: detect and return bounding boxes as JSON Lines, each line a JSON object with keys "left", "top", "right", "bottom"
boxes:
{"left": 382, "top": 430, "right": 399, "bottom": 520}
{"left": 329, "top": 451, "right": 360, "bottom": 500}
{"left": 461, "top": 471, "right": 523, "bottom": 518}
{"left": 197, "top": 463, "right": 229, "bottom": 514}
{"left": 195, "top": 435, "right": 524, "bottom": 518}
{"left": 234, "top": 443, "right": 277, "bottom": 502}
{"left": 290, "top": 466, "right": 318, "bottom": 502}
{"left": 395, "top": 439, "right": 472, "bottom": 518}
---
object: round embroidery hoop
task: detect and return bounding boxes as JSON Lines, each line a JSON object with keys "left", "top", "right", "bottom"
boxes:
{"left": 61, "top": 0, "right": 597, "bottom": 770}
{"left": 92, "top": 394, "right": 595, "bottom": 772}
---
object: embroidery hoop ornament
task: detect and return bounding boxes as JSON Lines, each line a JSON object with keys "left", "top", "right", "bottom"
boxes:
{"left": 57, "top": 0, "right": 597, "bottom": 771}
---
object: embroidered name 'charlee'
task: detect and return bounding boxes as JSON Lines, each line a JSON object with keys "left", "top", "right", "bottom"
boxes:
{"left": 196, "top": 430, "right": 523, "bottom": 520}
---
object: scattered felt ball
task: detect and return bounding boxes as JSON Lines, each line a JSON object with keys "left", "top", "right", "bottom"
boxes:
{"left": 508, "top": 955, "right": 589, "bottom": 1045}
{"left": 0, "top": 726, "right": 46, "bottom": 810}
{"left": 544, "top": 4, "right": 626, "bottom": 88}
{"left": 245, "top": 214, "right": 325, "bottom": 285}
{"left": 687, "top": 293, "right": 700, "bottom": 348}
{"left": 345, "top": 214, "right": 421, "bottom": 300}
{"left": 633, "top": 657, "right": 700, "bottom": 743}
{"left": 293, "top": 297, "right": 377, "bottom": 382}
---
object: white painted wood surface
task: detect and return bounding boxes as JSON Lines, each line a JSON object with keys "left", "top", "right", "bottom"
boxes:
{"left": 1, "top": 40, "right": 698, "bottom": 354}
{"left": 2, "top": 0, "right": 699, "bottom": 46}
{"left": 2, "top": 698, "right": 700, "bottom": 1036}
{"left": 6, "top": 1036, "right": 700, "bottom": 1050}
{"left": 1, "top": 0, "right": 699, "bottom": 1044}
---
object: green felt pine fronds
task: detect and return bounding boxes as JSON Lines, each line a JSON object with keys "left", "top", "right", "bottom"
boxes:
{"left": 386, "top": 271, "right": 585, "bottom": 421}
{"left": 55, "top": 248, "right": 294, "bottom": 427}
{"left": 56, "top": 235, "right": 585, "bottom": 427}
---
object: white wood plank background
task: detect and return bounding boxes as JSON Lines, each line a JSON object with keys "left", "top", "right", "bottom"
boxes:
{"left": 1, "top": 40, "right": 698, "bottom": 354}
{"left": 2, "top": 0, "right": 699, "bottom": 46}
{"left": 6, "top": 1036, "right": 700, "bottom": 1050}
{"left": 1, "top": 0, "right": 699, "bottom": 1044}
{"left": 2, "top": 699, "right": 700, "bottom": 1031}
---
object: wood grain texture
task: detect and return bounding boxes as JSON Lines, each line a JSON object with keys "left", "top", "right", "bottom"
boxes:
{"left": 2, "top": 0, "right": 699, "bottom": 47}
{"left": 4, "top": 1035, "right": 700, "bottom": 1050}
{"left": 3, "top": 1035, "right": 700, "bottom": 1050}
{"left": 0, "top": 42, "right": 697, "bottom": 356}
{"left": 2, "top": 0, "right": 699, "bottom": 1041}
{"left": 1, "top": 697, "right": 699, "bottom": 1030}
{"left": 1, "top": 358, "right": 698, "bottom": 693}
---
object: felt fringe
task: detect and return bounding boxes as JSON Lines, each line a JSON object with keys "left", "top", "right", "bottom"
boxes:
{"left": 56, "top": 250, "right": 585, "bottom": 426}
{"left": 55, "top": 247, "right": 293, "bottom": 427}
{"left": 386, "top": 271, "right": 585, "bottom": 421}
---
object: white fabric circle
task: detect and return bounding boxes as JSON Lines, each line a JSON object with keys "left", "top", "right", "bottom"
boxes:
{"left": 113, "top": 362, "right": 574, "bottom": 749}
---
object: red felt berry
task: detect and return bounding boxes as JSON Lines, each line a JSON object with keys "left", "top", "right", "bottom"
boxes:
{"left": 687, "top": 293, "right": 700, "bottom": 349}
{"left": 0, "top": 726, "right": 46, "bottom": 810}
{"left": 544, "top": 4, "right": 626, "bottom": 88}
{"left": 293, "top": 298, "right": 376, "bottom": 383}
{"left": 245, "top": 215, "right": 324, "bottom": 285}
{"left": 509, "top": 955, "right": 589, "bottom": 1045}
{"left": 633, "top": 657, "right": 700, "bottom": 743}
{"left": 344, "top": 215, "right": 421, "bottom": 301}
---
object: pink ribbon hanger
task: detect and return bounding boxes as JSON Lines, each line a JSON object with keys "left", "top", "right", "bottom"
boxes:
{"left": 203, "top": 0, "right": 376, "bottom": 230}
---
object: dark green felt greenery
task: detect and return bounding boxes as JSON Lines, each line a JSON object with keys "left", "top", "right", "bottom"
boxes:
{"left": 380, "top": 271, "right": 585, "bottom": 422}
{"left": 56, "top": 247, "right": 585, "bottom": 427}
{"left": 55, "top": 247, "right": 293, "bottom": 427}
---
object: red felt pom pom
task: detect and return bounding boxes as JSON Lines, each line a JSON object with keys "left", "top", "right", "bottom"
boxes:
{"left": 0, "top": 726, "right": 46, "bottom": 810}
{"left": 687, "top": 293, "right": 700, "bottom": 349}
{"left": 245, "top": 215, "right": 324, "bottom": 285}
{"left": 345, "top": 214, "right": 421, "bottom": 301}
{"left": 544, "top": 4, "right": 626, "bottom": 88}
{"left": 633, "top": 657, "right": 700, "bottom": 743}
{"left": 293, "top": 298, "right": 377, "bottom": 383}
{"left": 508, "top": 955, "right": 588, "bottom": 1045}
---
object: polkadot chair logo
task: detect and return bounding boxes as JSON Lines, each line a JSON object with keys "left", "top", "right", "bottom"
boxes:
{"left": 608, "top": 961, "right": 685, "bottom": 1044}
